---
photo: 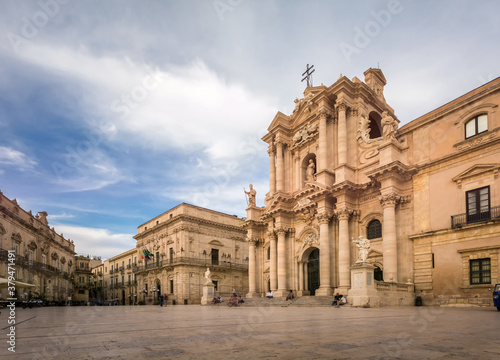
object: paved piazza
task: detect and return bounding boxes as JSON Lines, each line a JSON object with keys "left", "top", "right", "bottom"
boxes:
{"left": 2, "top": 305, "right": 499, "bottom": 359}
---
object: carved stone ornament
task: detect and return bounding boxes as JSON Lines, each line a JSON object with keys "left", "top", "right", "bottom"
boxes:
{"left": 60, "top": 257, "right": 66, "bottom": 264}
{"left": 51, "top": 252, "right": 59, "bottom": 260}
{"left": 11, "top": 233, "right": 22, "bottom": 243}
{"left": 303, "top": 232, "right": 319, "bottom": 246}
{"left": 379, "top": 193, "right": 401, "bottom": 208}
{"left": 335, "top": 208, "right": 352, "bottom": 220}
{"left": 292, "top": 122, "right": 318, "bottom": 147}
{"left": 316, "top": 212, "right": 332, "bottom": 224}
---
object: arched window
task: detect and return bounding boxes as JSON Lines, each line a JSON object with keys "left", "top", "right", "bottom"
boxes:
{"left": 368, "top": 111, "right": 382, "bottom": 139}
{"left": 465, "top": 114, "right": 487, "bottom": 139}
{"left": 367, "top": 219, "right": 382, "bottom": 239}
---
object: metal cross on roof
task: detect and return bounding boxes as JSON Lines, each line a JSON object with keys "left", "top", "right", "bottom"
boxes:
{"left": 301, "top": 64, "right": 315, "bottom": 87}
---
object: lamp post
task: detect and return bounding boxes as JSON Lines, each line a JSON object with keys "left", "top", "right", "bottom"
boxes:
{"left": 151, "top": 287, "right": 157, "bottom": 303}
{"left": 139, "top": 288, "right": 147, "bottom": 304}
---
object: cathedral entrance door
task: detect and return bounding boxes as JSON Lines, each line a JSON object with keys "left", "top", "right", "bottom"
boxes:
{"left": 307, "top": 248, "right": 320, "bottom": 295}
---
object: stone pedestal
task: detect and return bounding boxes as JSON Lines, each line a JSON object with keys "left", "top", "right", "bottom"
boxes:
{"left": 347, "top": 262, "right": 380, "bottom": 307}
{"left": 201, "top": 283, "right": 215, "bottom": 305}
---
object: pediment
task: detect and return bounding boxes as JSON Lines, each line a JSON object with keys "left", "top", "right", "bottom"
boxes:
{"left": 267, "top": 111, "right": 291, "bottom": 132}
{"left": 452, "top": 164, "right": 500, "bottom": 186}
{"left": 208, "top": 240, "right": 223, "bottom": 247}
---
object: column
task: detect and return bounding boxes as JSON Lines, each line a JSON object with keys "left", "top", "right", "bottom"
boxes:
{"left": 268, "top": 146, "right": 276, "bottom": 195}
{"left": 294, "top": 156, "right": 300, "bottom": 191}
{"left": 247, "top": 239, "right": 257, "bottom": 296}
{"left": 269, "top": 232, "right": 278, "bottom": 291}
{"left": 337, "top": 101, "right": 347, "bottom": 165}
{"left": 298, "top": 261, "right": 304, "bottom": 291}
{"left": 315, "top": 212, "right": 333, "bottom": 296}
{"left": 318, "top": 109, "right": 328, "bottom": 171}
{"left": 304, "top": 261, "right": 309, "bottom": 291}
{"left": 337, "top": 208, "right": 351, "bottom": 291}
{"left": 276, "top": 227, "right": 287, "bottom": 293}
{"left": 380, "top": 194, "right": 400, "bottom": 282}
{"left": 276, "top": 142, "right": 285, "bottom": 192}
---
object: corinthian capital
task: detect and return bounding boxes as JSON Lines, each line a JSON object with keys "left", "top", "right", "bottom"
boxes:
{"left": 275, "top": 227, "right": 287, "bottom": 236}
{"left": 336, "top": 100, "right": 347, "bottom": 112}
{"left": 318, "top": 108, "right": 333, "bottom": 120}
{"left": 379, "top": 193, "right": 401, "bottom": 208}
{"left": 335, "top": 207, "right": 352, "bottom": 220}
{"left": 316, "top": 212, "right": 333, "bottom": 224}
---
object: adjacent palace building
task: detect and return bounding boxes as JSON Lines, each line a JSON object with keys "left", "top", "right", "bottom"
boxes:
{"left": 244, "top": 68, "right": 500, "bottom": 306}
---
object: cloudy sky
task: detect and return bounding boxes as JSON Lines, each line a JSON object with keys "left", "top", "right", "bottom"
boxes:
{"left": 0, "top": 0, "right": 498, "bottom": 259}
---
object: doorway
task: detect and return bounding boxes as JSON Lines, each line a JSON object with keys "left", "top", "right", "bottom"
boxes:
{"left": 307, "top": 248, "right": 320, "bottom": 295}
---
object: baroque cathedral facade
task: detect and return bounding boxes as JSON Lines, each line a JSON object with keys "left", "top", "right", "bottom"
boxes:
{"left": 244, "top": 68, "right": 500, "bottom": 306}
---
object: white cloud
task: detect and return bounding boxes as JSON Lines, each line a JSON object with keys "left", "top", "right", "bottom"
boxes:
{"left": 50, "top": 148, "right": 132, "bottom": 192}
{"left": 52, "top": 223, "right": 135, "bottom": 259}
{"left": 13, "top": 43, "right": 276, "bottom": 163}
{"left": 0, "top": 146, "right": 37, "bottom": 171}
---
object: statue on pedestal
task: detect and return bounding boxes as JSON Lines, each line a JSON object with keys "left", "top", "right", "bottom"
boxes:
{"left": 244, "top": 184, "right": 256, "bottom": 207}
{"left": 352, "top": 236, "right": 371, "bottom": 263}
{"left": 204, "top": 267, "right": 212, "bottom": 285}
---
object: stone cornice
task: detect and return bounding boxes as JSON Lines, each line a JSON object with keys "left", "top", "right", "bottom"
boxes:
{"left": 366, "top": 161, "right": 418, "bottom": 183}
{"left": 134, "top": 213, "right": 246, "bottom": 240}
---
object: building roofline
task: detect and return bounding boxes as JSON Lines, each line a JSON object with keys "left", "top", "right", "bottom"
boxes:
{"left": 137, "top": 202, "right": 243, "bottom": 229}
{"left": 399, "top": 76, "right": 500, "bottom": 134}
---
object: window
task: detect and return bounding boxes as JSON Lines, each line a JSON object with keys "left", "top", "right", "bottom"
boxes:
{"left": 213, "top": 280, "right": 218, "bottom": 291}
{"left": 170, "top": 279, "right": 174, "bottom": 294}
{"left": 13, "top": 243, "right": 19, "bottom": 255}
{"left": 466, "top": 186, "right": 490, "bottom": 223}
{"left": 122, "top": 276, "right": 124, "bottom": 285}
{"left": 211, "top": 249, "right": 219, "bottom": 265}
{"left": 79, "top": 276, "right": 85, "bottom": 284}
{"left": 42, "top": 254, "right": 46, "bottom": 266}
{"left": 28, "top": 250, "right": 34, "bottom": 266}
{"left": 465, "top": 114, "right": 487, "bottom": 138}
{"left": 267, "top": 246, "right": 271, "bottom": 260}
{"left": 80, "top": 262, "right": 84, "bottom": 269}
{"left": 470, "top": 258, "right": 491, "bottom": 284}
{"left": 367, "top": 219, "right": 382, "bottom": 239}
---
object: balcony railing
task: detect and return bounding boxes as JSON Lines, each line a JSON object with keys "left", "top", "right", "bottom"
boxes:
{"left": 133, "top": 257, "right": 248, "bottom": 273}
{"left": 451, "top": 205, "right": 500, "bottom": 228}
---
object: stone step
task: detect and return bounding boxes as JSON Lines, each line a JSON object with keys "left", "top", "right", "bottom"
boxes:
{"left": 240, "top": 296, "right": 341, "bottom": 307}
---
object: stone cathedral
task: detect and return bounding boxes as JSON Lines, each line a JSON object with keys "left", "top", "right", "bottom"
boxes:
{"left": 244, "top": 68, "right": 500, "bottom": 307}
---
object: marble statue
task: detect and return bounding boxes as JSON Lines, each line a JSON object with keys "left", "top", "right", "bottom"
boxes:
{"left": 244, "top": 184, "right": 256, "bottom": 207}
{"left": 204, "top": 267, "right": 212, "bottom": 284}
{"left": 381, "top": 111, "right": 397, "bottom": 140}
{"left": 352, "top": 236, "right": 371, "bottom": 263}
{"left": 306, "top": 159, "right": 316, "bottom": 181}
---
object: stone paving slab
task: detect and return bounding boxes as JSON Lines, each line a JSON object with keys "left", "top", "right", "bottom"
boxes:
{"left": 1, "top": 305, "right": 499, "bottom": 359}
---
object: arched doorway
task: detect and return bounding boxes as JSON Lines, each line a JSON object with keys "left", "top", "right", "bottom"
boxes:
{"left": 308, "top": 248, "right": 320, "bottom": 295}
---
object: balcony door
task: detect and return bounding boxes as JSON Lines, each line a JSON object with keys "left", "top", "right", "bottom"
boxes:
{"left": 211, "top": 249, "right": 219, "bottom": 265}
{"left": 467, "top": 186, "right": 490, "bottom": 223}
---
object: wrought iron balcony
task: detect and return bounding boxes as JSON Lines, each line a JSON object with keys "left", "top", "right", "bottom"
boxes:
{"left": 451, "top": 205, "right": 500, "bottom": 228}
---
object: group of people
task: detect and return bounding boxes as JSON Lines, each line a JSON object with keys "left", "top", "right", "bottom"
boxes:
{"left": 265, "top": 290, "right": 295, "bottom": 301}
{"left": 331, "top": 293, "right": 346, "bottom": 307}
{"left": 228, "top": 292, "right": 245, "bottom": 306}
{"left": 159, "top": 294, "right": 168, "bottom": 306}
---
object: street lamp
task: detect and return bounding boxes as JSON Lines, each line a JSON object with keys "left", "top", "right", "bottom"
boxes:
{"left": 151, "top": 287, "right": 157, "bottom": 302}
